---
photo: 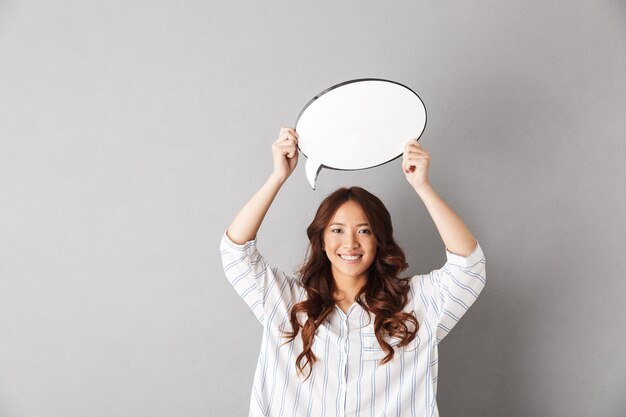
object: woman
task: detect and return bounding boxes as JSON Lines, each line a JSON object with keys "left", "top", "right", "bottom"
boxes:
{"left": 220, "top": 127, "right": 486, "bottom": 417}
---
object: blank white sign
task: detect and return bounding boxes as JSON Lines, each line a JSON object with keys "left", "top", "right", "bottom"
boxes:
{"left": 295, "top": 78, "right": 427, "bottom": 189}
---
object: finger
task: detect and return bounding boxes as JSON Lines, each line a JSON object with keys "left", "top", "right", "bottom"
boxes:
{"left": 402, "top": 159, "right": 415, "bottom": 173}
{"left": 287, "top": 147, "right": 298, "bottom": 158}
{"left": 403, "top": 149, "right": 429, "bottom": 161}
{"left": 404, "top": 137, "right": 421, "bottom": 147}
{"left": 403, "top": 156, "right": 428, "bottom": 169}
{"left": 408, "top": 154, "right": 430, "bottom": 164}
{"left": 279, "top": 143, "right": 297, "bottom": 158}
{"left": 276, "top": 131, "right": 298, "bottom": 145}
{"left": 405, "top": 143, "right": 428, "bottom": 154}
{"left": 285, "top": 131, "right": 298, "bottom": 142}
{"left": 404, "top": 143, "right": 420, "bottom": 155}
{"left": 405, "top": 141, "right": 424, "bottom": 152}
{"left": 279, "top": 127, "right": 299, "bottom": 139}
{"left": 405, "top": 150, "right": 429, "bottom": 159}
{"left": 278, "top": 140, "right": 296, "bottom": 151}
{"left": 282, "top": 136, "right": 298, "bottom": 148}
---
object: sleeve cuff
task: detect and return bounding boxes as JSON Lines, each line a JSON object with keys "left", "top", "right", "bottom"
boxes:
{"left": 445, "top": 240, "right": 484, "bottom": 266}
{"left": 221, "top": 230, "right": 257, "bottom": 251}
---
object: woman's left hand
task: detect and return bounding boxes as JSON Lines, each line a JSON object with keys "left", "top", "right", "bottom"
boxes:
{"left": 402, "top": 139, "right": 431, "bottom": 191}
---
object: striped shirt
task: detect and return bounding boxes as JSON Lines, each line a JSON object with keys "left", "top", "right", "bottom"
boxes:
{"left": 220, "top": 232, "right": 486, "bottom": 417}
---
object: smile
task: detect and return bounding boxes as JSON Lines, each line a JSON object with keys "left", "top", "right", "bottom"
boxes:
{"left": 339, "top": 254, "right": 363, "bottom": 261}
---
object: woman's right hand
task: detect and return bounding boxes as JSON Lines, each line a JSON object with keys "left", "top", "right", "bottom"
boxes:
{"left": 271, "top": 127, "right": 299, "bottom": 182}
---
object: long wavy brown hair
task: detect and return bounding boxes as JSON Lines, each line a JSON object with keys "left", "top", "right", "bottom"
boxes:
{"left": 281, "top": 186, "right": 419, "bottom": 380}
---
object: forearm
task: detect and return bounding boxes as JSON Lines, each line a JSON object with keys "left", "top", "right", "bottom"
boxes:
{"left": 226, "top": 173, "right": 286, "bottom": 244}
{"left": 415, "top": 183, "right": 477, "bottom": 257}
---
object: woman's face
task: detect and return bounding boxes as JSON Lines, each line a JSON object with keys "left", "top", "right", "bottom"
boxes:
{"left": 322, "top": 200, "right": 377, "bottom": 284}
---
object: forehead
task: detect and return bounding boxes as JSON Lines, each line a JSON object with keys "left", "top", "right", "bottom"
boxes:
{"left": 329, "top": 200, "right": 369, "bottom": 223}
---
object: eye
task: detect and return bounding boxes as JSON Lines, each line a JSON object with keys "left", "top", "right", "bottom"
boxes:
{"left": 330, "top": 228, "right": 342, "bottom": 233}
{"left": 358, "top": 229, "right": 372, "bottom": 234}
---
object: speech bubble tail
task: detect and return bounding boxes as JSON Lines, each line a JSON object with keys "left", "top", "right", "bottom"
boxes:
{"left": 305, "top": 159, "right": 321, "bottom": 190}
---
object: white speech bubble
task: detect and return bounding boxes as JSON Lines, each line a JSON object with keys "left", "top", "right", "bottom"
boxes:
{"left": 295, "top": 78, "right": 427, "bottom": 189}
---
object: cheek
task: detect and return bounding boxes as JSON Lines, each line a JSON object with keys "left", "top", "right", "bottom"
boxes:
{"left": 324, "top": 235, "right": 339, "bottom": 250}
{"left": 364, "top": 238, "right": 377, "bottom": 252}
{"left": 322, "top": 239, "right": 335, "bottom": 256}
{"left": 366, "top": 244, "right": 378, "bottom": 263}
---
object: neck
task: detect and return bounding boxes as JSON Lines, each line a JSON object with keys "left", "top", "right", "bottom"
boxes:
{"left": 332, "top": 274, "right": 367, "bottom": 303}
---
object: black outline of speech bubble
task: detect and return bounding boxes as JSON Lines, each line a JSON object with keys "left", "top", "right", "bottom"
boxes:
{"left": 294, "top": 78, "right": 428, "bottom": 189}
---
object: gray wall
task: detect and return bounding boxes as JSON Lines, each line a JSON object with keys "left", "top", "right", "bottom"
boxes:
{"left": 1, "top": 1, "right": 625, "bottom": 416}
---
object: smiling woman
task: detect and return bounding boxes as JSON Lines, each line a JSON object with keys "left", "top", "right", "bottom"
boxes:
{"left": 220, "top": 127, "right": 486, "bottom": 417}
{"left": 282, "top": 186, "right": 419, "bottom": 378}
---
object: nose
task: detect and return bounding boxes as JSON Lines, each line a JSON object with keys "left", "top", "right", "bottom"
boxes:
{"left": 343, "top": 233, "right": 360, "bottom": 249}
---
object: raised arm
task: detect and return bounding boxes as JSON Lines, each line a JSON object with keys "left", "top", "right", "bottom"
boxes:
{"left": 402, "top": 139, "right": 477, "bottom": 257}
{"left": 226, "top": 127, "right": 299, "bottom": 244}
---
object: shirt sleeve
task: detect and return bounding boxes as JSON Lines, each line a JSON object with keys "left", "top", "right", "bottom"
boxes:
{"left": 219, "top": 231, "right": 301, "bottom": 327}
{"left": 415, "top": 241, "right": 486, "bottom": 343}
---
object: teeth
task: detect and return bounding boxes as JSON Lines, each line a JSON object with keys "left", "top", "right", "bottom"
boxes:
{"left": 340, "top": 255, "right": 361, "bottom": 260}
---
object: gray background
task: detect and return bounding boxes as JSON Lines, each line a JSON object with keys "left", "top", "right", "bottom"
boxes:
{"left": 1, "top": 0, "right": 625, "bottom": 416}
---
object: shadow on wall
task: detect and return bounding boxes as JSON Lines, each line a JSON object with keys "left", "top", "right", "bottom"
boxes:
{"left": 436, "top": 260, "right": 533, "bottom": 417}
{"left": 424, "top": 66, "right": 583, "bottom": 416}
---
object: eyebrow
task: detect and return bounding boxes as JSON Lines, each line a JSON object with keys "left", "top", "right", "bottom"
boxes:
{"left": 329, "top": 222, "right": 370, "bottom": 227}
